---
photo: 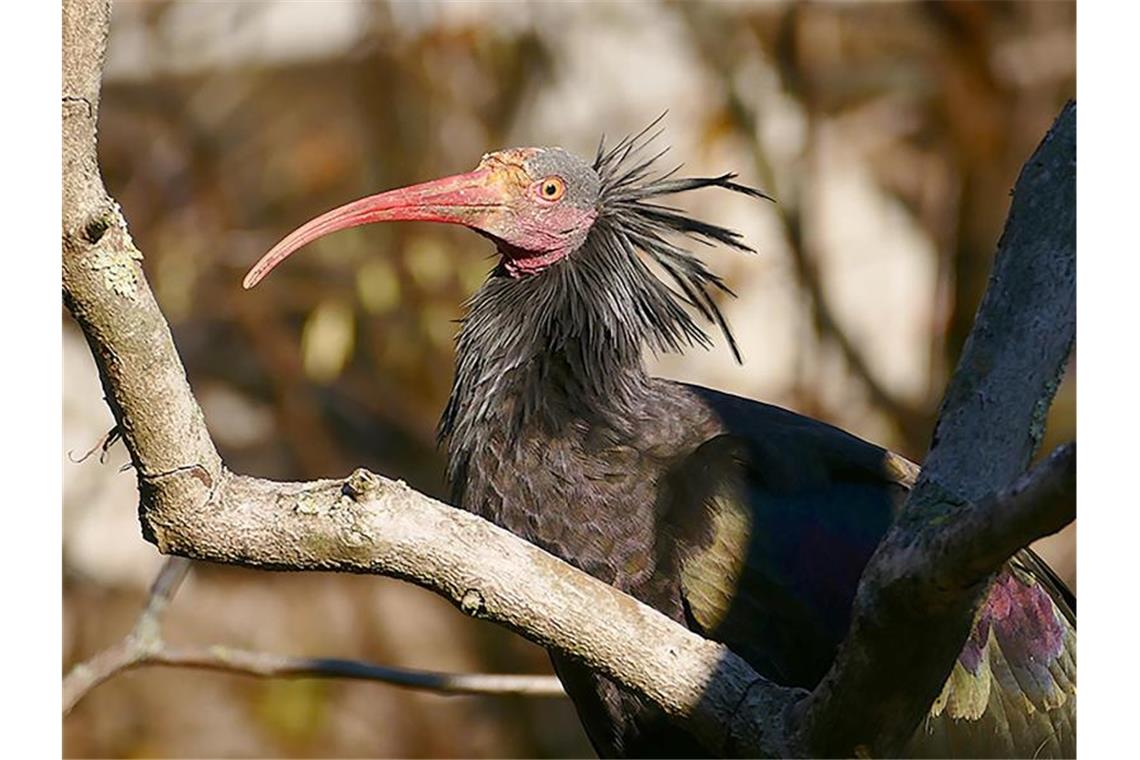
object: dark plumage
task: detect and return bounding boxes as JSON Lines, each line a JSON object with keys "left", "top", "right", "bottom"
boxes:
{"left": 246, "top": 122, "right": 1076, "bottom": 758}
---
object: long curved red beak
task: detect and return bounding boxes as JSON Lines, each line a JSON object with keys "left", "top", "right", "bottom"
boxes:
{"left": 243, "top": 167, "right": 503, "bottom": 289}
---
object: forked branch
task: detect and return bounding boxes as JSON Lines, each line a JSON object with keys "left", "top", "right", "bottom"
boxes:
{"left": 63, "top": 557, "right": 563, "bottom": 715}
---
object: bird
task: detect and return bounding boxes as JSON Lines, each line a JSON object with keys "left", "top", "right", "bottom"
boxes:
{"left": 244, "top": 121, "right": 1075, "bottom": 758}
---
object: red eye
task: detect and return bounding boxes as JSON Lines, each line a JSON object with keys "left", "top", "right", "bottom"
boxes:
{"left": 538, "top": 176, "right": 566, "bottom": 202}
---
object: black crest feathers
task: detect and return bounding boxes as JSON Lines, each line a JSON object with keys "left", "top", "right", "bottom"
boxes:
{"left": 440, "top": 119, "right": 771, "bottom": 489}
{"left": 592, "top": 114, "right": 773, "bottom": 362}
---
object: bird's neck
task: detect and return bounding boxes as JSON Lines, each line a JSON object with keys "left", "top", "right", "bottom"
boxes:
{"left": 439, "top": 253, "right": 654, "bottom": 499}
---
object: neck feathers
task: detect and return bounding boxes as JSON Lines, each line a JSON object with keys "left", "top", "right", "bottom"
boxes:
{"left": 439, "top": 229, "right": 662, "bottom": 491}
{"left": 440, "top": 121, "right": 771, "bottom": 493}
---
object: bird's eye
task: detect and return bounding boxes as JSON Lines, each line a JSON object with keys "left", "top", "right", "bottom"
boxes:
{"left": 538, "top": 176, "right": 566, "bottom": 202}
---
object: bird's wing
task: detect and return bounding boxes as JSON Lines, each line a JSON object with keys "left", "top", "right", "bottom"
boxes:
{"left": 665, "top": 384, "right": 1075, "bottom": 757}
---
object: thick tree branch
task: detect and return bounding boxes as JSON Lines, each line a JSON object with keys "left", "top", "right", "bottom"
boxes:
{"left": 148, "top": 470, "right": 808, "bottom": 755}
{"left": 63, "top": 0, "right": 224, "bottom": 527}
{"left": 949, "top": 442, "right": 1076, "bottom": 588}
{"left": 63, "top": 2, "right": 1074, "bottom": 756}
{"left": 794, "top": 101, "right": 1076, "bottom": 758}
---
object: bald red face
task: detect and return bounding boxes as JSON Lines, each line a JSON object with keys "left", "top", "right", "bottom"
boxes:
{"left": 243, "top": 147, "right": 601, "bottom": 289}
{"left": 476, "top": 148, "right": 600, "bottom": 275}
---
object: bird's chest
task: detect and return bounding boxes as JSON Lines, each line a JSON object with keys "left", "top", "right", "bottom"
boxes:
{"left": 453, "top": 412, "right": 715, "bottom": 757}
{"left": 460, "top": 427, "right": 682, "bottom": 610}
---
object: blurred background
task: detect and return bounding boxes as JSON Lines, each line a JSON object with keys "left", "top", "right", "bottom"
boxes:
{"left": 63, "top": 1, "right": 1076, "bottom": 757}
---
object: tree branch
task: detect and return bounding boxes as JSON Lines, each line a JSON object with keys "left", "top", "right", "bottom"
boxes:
{"left": 949, "top": 442, "right": 1076, "bottom": 588}
{"left": 793, "top": 101, "right": 1076, "bottom": 758}
{"left": 64, "top": 556, "right": 192, "bottom": 714}
{"left": 64, "top": 555, "right": 563, "bottom": 715}
{"left": 63, "top": 2, "right": 1075, "bottom": 756}
{"left": 144, "top": 648, "right": 565, "bottom": 697}
{"left": 147, "top": 470, "right": 809, "bottom": 755}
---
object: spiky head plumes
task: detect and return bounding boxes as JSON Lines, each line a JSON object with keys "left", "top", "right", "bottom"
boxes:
{"left": 587, "top": 117, "right": 773, "bottom": 362}
{"left": 243, "top": 119, "right": 772, "bottom": 487}
{"left": 437, "top": 123, "right": 772, "bottom": 488}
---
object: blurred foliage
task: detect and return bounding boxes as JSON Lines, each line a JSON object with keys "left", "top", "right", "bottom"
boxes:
{"left": 64, "top": 1, "right": 1074, "bottom": 757}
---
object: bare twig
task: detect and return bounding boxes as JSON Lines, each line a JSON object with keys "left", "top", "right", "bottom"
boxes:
{"left": 145, "top": 647, "right": 564, "bottom": 697}
{"left": 67, "top": 425, "right": 122, "bottom": 464}
{"left": 64, "top": 555, "right": 563, "bottom": 715}
{"left": 138, "top": 554, "right": 193, "bottom": 621}
{"left": 63, "top": 556, "right": 192, "bottom": 714}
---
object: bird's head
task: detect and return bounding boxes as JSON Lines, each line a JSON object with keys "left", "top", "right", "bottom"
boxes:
{"left": 243, "top": 120, "right": 771, "bottom": 362}
{"left": 243, "top": 146, "right": 603, "bottom": 288}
